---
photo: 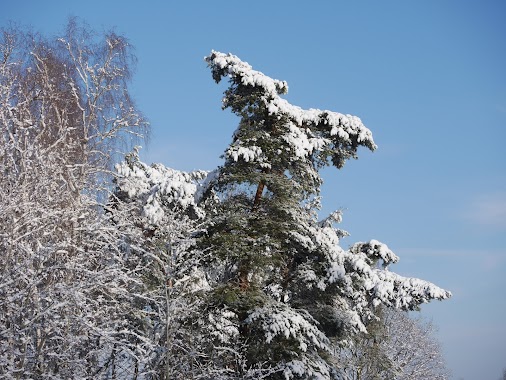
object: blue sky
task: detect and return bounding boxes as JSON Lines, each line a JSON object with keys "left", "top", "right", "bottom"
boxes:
{"left": 2, "top": 1, "right": 505, "bottom": 379}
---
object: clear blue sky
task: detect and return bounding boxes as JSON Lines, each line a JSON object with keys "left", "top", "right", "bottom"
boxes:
{"left": 2, "top": 1, "right": 505, "bottom": 379}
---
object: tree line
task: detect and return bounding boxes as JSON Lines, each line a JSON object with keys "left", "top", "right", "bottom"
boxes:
{"left": 0, "top": 20, "right": 450, "bottom": 379}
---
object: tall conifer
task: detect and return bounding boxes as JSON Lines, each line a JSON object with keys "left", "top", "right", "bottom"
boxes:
{"left": 193, "top": 51, "right": 451, "bottom": 379}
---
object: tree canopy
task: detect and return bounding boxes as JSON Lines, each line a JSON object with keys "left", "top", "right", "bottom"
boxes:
{"left": 174, "top": 50, "right": 451, "bottom": 379}
{"left": 0, "top": 21, "right": 451, "bottom": 379}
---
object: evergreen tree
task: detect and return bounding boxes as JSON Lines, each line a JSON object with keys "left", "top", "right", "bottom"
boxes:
{"left": 187, "top": 51, "right": 452, "bottom": 379}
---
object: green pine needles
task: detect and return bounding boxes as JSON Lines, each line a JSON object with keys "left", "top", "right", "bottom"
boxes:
{"left": 188, "top": 51, "right": 451, "bottom": 379}
{"left": 113, "top": 51, "right": 451, "bottom": 379}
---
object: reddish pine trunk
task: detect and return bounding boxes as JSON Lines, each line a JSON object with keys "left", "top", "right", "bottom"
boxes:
{"left": 251, "top": 180, "right": 266, "bottom": 211}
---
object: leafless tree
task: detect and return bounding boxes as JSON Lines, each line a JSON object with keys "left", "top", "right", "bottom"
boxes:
{"left": 0, "top": 19, "right": 148, "bottom": 379}
{"left": 337, "top": 307, "right": 450, "bottom": 380}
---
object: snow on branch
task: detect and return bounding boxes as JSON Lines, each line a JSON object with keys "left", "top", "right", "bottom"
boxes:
{"left": 349, "top": 239, "right": 400, "bottom": 268}
{"left": 205, "top": 50, "right": 377, "bottom": 155}
{"left": 206, "top": 50, "right": 289, "bottom": 95}
{"left": 246, "top": 303, "right": 330, "bottom": 353}
{"left": 115, "top": 149, "right": 214, "bottom": 224}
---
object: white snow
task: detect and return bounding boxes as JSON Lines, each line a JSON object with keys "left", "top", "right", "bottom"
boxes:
{"left": 206, "top": 50, "right": 377, "bottom": 154}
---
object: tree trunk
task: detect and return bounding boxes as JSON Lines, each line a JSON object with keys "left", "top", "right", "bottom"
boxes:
{"left": 251, "top": 180, "right": 265, "bottom": 211}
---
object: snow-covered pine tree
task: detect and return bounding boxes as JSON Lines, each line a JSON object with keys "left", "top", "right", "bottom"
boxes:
{"left": 190, "top": 51, "right": 452, "bottom": 379}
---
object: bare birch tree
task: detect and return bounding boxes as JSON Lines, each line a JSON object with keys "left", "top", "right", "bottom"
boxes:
{"left": 0, "top": 19, "right": 148, "bottom": 379}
